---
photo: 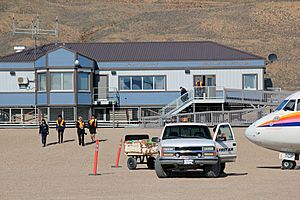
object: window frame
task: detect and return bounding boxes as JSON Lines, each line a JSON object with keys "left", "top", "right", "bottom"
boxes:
{"left": 77, "top": 72, "right": 90, "bottom": 92}
{"left": 50, "top": 72, "right": 74, "bottom": 92}
{"left": 37, "top": 73, "right": 47, "bottom": 92}
{"left": 242, "top": 74, "right": 258, "bottom": 90}
{"left": 118, "top": 75, "right": 166, "bottom": 91}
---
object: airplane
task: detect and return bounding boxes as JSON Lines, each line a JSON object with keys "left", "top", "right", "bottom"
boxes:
{"left": 245, "top": 91, "right": 300, "bottom": 170}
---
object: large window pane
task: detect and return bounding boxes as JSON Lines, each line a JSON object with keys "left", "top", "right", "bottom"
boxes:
{"left": 143, "top": 77, "right": 153, "bottom": 90}
{"left": 38, "top": 73, "right": 46, "bottom": 91}
{"left": 120, "top": 77, "right": 131, "bottom": 90}
{"left": 154, "top": 76, "right": 165, "bottom": 90}
{"left": 132, "top": 76, "right": 142, "bottom": 90}
{"left": 51, "top": 73, "right": 61, "bottom": 90}
{"left": 78, "top": 73, "right": 89, "bottom": 91}
{"left": 63, "top": 73, "right": 73, "bottom": 90}
{"left": 243, "top": 74, "right": 257, "bottom": 90}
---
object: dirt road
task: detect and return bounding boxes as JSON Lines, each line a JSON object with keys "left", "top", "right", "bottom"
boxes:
{"left": 0, "top": 128, "right": 298, "bottom": 200}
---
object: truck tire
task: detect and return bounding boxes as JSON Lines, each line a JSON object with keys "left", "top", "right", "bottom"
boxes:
{"left": 127, "top": 157, "right": 137, "bottom": 170}
{"left": 221, "top": 163, "right": 226, "bottom": 174}
{"left": 155, "top": 158, "right": 170, "bottom": 178}
{"left": 282, "top": 160, "right": 296, "bottom": 170}
{"left": 204, "top": 160, "right": 221, "bottom": 178}
{"left": 147, "top": 157, "right": 155, "bottom": 169}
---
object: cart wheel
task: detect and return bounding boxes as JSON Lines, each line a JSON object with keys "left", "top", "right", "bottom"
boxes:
{"left": 147, "top": 157, "right": 155, "bottom": 169}
{"left": 127, "top": 157, "right": 137, "bottom": 170}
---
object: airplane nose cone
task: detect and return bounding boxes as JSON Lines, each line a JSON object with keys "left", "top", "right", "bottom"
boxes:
{"left": 245, "top": 124, "right": 257, "bottom": 143}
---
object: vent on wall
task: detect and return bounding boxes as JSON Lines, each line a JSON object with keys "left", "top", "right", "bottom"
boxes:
{"left": 17, "top": 77, "right": 29, "bottom": 85}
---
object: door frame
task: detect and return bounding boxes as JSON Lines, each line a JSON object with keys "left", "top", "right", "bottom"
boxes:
{"left": 99, "top": 74, "right": 109, "bottom": 100}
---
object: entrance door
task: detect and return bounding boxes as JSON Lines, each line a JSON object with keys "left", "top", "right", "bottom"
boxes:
{"left": 99, "top": 75, "right": 108, "bottom": 100}
{"left": 193, "top": 75, "right": 216, "bottom": 98}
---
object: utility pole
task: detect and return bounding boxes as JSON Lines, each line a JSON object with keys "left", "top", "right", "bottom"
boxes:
{"left": 12, "top": 14, "right": 59, "bottom": 124}
{"left": 12, "top": 14, "right": 59, "bottom": 60}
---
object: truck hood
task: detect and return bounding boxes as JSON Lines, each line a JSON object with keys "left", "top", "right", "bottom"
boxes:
{"left": 161, "top": 138, "right": 215, "bottom": 147}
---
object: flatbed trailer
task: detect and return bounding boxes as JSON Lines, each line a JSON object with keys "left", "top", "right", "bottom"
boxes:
{"left": 124, "top": 134, "right": 158, "bottom": 170}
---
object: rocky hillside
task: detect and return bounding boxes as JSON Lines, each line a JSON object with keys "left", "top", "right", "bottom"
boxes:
{"left": 0, "top": 0, "right": 299, "bottom": 90}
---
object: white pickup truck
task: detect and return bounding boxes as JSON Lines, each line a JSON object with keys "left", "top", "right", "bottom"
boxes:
{"left": 153, "top": 123, "right": 237, "bottom": 178}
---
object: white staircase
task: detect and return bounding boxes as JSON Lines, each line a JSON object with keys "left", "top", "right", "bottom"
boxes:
{"left": 160, "top": 87, "right": 291, "bottom": 119}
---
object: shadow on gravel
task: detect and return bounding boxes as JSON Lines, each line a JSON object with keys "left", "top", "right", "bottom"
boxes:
{"left": 85, "top": 139, "right": 108, "bottom": 146}
{"left": 257, "top": 166, "right": 300, "bottom": 170}
{"left": 257, "top": 166, "right": 281, "bottom": 169}
{"left": 47, "top": 139, "right": 75, "bottom": 146}
{"left": 167, "top": 171, "right": 248, "bottom": 178}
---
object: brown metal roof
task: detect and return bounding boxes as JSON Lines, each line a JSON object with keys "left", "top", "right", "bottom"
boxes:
{"left": 0, "top": 41, "right": 264, "bottom": 63}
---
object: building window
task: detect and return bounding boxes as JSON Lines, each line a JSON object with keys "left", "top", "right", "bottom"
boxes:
{"left": 50, "top": 72, "right": 73, "bottom": 91}
{"left": 243, "top": 74, "right": 257, "bottom": 90}
{"left": 120, "top": 77, "right": 131, "bottom": 90}
{"left": 119, "top": 76, "right": 165, "bottom": 91}
{"left": 38, "top": 73, "right": 46, "bottom": 91}
{"left": 78, "top": 73, "right": 90, "bottom": 91}
{"left": 132, "top": 76, "right": 142, "bottom": 90}
{"left": 143, "top": 76, "right": 153, "bottom": 90}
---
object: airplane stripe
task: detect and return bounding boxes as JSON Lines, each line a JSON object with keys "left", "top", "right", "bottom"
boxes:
{"left": 257, "top": 112, "right": 300, "bottom": 127}
{"left": 259, "top": 122, "right": 300, "bottom": 127}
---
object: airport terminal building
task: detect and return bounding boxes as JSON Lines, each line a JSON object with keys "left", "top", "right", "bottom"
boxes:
{"left": 0, "top": 41, "right": 266, "bottom": 125}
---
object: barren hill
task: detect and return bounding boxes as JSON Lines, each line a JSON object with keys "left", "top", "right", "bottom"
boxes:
{"left": 0, "top": 0, "right": 299, "bottom": 90}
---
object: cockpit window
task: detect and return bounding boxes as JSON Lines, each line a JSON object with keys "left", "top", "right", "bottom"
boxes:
{"left": 297, "top": 100, "right": 300, "bottom": 111}
{"left": 275, "top": 100, "right": 288, "bottom": 111}
{"left": 283, "top": 99, "right": 296, "bottom": 111}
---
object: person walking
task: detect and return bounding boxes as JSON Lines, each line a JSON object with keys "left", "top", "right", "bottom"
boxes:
{"left": 56, "top": 115, "right": 66, "bottom": 144}
{"left": 88, "top": 115, "right": 97, "bottom": 142}
{"left": 180, "top": 86, "right": 188, "bottom": 102}
{"left": 39, "top": 119, "right": 49, "bottom": 147}
{"left": 76, "top": 116, "right": 86, "bottom": 146}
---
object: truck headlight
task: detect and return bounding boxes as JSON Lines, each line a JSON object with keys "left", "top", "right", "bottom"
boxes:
{"left": 163, "top": 147, "right": 175, "bottom": 151}
{"left": 203, "top": 146, "right": 215, "bottom": 151}
{"left": 161, "top": 147, "right": 175, "bottom": 157}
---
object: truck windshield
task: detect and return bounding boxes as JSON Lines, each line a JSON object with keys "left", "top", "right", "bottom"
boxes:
{"left": 162, "top": 125, "right": 212, "bottom": 140}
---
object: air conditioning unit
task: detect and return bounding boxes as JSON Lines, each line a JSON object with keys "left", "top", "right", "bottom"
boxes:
{"left": 17, "top": 77, "right": 29, "bottom": 85}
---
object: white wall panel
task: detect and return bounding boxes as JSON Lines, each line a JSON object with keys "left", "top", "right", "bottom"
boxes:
{"left": 0, "top": 71, "right": 35, "bottom": 92}
{"left": 98, "top": 68, "right": 264, "bottom": 91}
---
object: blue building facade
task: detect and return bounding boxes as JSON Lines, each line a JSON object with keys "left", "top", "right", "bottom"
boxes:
{"left": 0, "top": 41, "right": 265, "bottom": 124}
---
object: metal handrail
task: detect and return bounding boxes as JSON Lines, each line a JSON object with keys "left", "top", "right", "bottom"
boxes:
{"left": 161, "top": 86, "right": 225, "bottom": 117}
{"left": 93, "top": 87, "right": 120, "bottom": 105}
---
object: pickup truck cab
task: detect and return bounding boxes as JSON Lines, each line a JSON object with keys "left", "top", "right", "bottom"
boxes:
{"left": 154, "top": 123, "right": 237, "bottom": 178}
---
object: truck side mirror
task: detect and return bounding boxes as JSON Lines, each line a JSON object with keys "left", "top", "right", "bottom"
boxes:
{"left": 152, "top": 137, "right": 160, "bottom": 143}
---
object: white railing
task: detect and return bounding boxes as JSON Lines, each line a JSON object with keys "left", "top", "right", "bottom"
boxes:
{"left": 161, "top": 86, "right": 225, "bottom": 117}
{"left": 93, "top": 87, "right": 120, "bottom": 105}
{"left": 224, "top": 89, "right": 291, "bottom": 106}
{"left": 142, "top": 107, "right": 272, "bottom": 128}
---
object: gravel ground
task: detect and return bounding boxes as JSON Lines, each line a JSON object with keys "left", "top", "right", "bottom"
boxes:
{"left": 0, "top": 127, "right": 299, "bottom": 200}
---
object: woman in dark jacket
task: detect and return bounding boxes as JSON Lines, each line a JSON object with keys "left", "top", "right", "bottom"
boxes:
{"left": 39, "top": 119, "right": 49, "bottom": 147}
{"left": 76, "top": 116, "right": 86, "bottom": 147}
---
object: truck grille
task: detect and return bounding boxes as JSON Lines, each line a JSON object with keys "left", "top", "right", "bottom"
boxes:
{"left": 175, "top": 147, "right": 202, "bottom": 151}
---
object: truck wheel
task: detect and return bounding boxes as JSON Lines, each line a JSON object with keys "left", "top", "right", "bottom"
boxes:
{"left": 204, "top": 160, "right": 221, "bottom": 178}
{"left": 155, "top": 158, "right": 170, "bottom": 178}
{"left": 127, "top": 157, "right": 137, "bottom": 170}
{"left": 220, "top": 163, "right": 226, "bottom": 174}
{"left": 147, "top": 157, "right": 155, "bottom": 169}
{"left": 282, "top": 160, "right": 296, "bottom": 170}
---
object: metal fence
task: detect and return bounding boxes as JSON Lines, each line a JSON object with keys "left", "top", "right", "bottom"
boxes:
{"left": 142, "top": 107, "right": 272, "bottom": 128}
